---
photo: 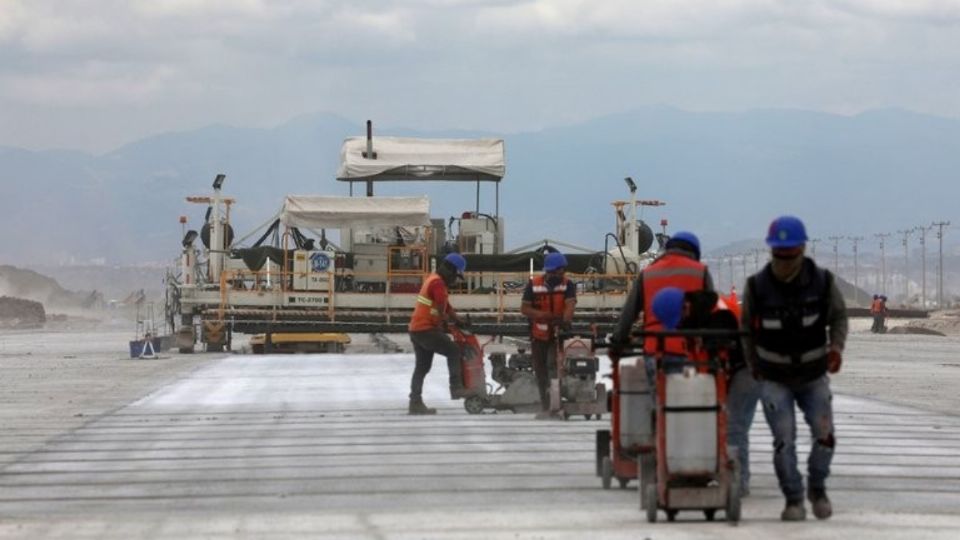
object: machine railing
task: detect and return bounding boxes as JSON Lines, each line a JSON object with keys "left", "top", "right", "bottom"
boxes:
{"left": 209, "top": 266, "right": 634, "bottom": 325}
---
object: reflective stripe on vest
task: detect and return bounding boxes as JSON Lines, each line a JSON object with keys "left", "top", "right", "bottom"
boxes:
{"left": 756, "top": 345, "right": 829, "bottom": 365}
{"left": 409, "top": 273, "right": 446, "bottom": 332}
{"left": 760, "top": 311, "right": 821, "bottom": 330}
{"left": 416, "top": 293, "right": 440, "bottom": 317}
{"left": 530, "top": 274, "right": 569, "bottom": 341}
{"left": 640, "top": 253, "right": 707, "bottom": 355}
{"left": 642, "top": 267, "right": 707, "bottom": 279}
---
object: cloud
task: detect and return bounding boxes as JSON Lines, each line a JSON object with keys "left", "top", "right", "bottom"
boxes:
{"left": 2, "top": 0, "right": 960, "bottom": 151}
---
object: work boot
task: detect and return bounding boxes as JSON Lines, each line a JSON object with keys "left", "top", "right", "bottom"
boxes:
{"left": 408, "top": 398, "right": 437, "bottom": 415}
{"left": 807, "top": 487, "right": 833, "bottom": 520}
{"left": 781, "top": 499, "right": 806, "bottom": 521}
{"left": 450, "top": 386, "right": 470, "bottom": 399}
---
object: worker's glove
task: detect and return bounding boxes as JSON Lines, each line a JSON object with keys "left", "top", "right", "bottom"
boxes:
{"left": 827, "top": 349, "right": 842, "bottom": 374}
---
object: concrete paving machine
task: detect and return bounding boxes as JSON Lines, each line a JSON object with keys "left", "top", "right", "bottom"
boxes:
{"left": 167, "top": 127, "right": 667, "bottom": 353}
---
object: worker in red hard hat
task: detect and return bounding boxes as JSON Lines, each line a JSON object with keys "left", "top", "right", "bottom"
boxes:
{"left": 407, "top": 252, "right": 469, "bottom": 415}
{"left": 521, "top": 250, "right": 577, "bottom": 420}
{"left": 742, "top": 215, "right": 848, "bottom": 521}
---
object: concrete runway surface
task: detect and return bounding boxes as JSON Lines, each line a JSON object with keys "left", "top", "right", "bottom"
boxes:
{"left": 1, "top": 329, "right": 959, "bottom": 539}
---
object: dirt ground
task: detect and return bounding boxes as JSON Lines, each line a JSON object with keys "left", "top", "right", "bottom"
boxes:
{"left": 892, "top": 309, "right": 960, "bottom": 336}
{"left": 832, "top": 314, "right": 960, "bottom": 417}
{"left": 0, "top": 326, "right": 223, "bottom": 468}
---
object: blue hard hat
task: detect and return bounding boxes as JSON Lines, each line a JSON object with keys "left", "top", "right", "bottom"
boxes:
{"left": 766, "top": 215, "right": 808, "bottom": 248}
{"left": 651, "top": 287, "right": 685, "bottom": 330}
{"left": 543, "top": 252, "right": 568, "bottom": 272}
{"left": 443, "top": 252, "right": 467, "bottom": 275}
{"left": 666, "top": 231, "right": 701, "bottom": 259}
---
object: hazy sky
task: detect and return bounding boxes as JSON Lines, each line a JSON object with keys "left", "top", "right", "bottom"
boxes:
{"left": 2, "top": 0, "right": 960, "bottom": 153}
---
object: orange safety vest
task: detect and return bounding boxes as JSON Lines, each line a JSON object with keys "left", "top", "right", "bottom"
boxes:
{"left": 870, "top": 298, "right": 882, "bottom": 314}
{"left": 719, "top": 292, "right": 742, "bottom": 322}
{"left": 529, "top": 274, "right": 571, "bottom": 341}
{"left": 409, "top": 273, "right": 448, "bottom": 332}
{"left": 641, "top": 253, "right": 708, "bottom": 355}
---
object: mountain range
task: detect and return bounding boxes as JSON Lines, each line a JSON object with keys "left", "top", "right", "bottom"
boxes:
{"left": 3, "top": 106, "right": 959, "bottom": 268}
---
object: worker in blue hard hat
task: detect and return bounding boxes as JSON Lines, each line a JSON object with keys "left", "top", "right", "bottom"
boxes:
{"left": 407, "top": 252, "right": 469, "bottom": 415}
{"left": 521, "top": 250, "right": 577, "bottom": 419}
{"left": 611, "top": 230, "right": 715, "bottom": 371}
{"left": 608, "top": 230, "right": 714, "bottom": 489}
{"left": 742, "top": 215, "right": 848, "bottom": 521}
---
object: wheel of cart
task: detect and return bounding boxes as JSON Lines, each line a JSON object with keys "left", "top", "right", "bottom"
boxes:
{"left": 463, "top": 395, "right": 487, "bottom": 414}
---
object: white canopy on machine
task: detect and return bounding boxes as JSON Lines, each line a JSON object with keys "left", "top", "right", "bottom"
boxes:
{"left": 279, "top": 195, "right": 431, "bottom": 229}
{"left": 336, "top": 137, "right": 505, "bottom": 182}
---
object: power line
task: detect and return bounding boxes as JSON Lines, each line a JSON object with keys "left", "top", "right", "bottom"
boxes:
{"left": 827, "top": 236, "right": 842, "bottom": 276}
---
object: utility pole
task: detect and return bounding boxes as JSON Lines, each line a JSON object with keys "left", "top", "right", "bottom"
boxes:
{"left": 810, "top": 238, "right": 820, "bottom": 260}
{"left": 827, "top": 236, "right": 842, "bottom": 277}
{"left": 916, "top": 226, "right": 928, "bottom": 309}
{"left": 728, "top": 255, "right": 735, "bottom": 292}
{"left": 752, "top": 248, "right": 763, "bottom": 273}
{"left": 848, "top": 236, "right": 864, "bottom": 306}
{"left": 898, "top": 229, "right": 914, "bottom": 305}
{"left": 875, "top": 232, "right": 891, "bottom": 296}
{"left": 932, "top": 221, "right": 951, "bottom": 308}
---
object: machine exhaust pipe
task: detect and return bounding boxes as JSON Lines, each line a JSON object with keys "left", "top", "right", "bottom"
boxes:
{"left": 364, "top": 120, "right": 376, "bottom": 196}
{"left": 366, "top": 120, "right": 372, "bottom": 156}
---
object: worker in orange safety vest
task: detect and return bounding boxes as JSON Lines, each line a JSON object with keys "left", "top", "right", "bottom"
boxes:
{"left": 610, "top": 230, "right": 715, "bottom": 377}
{"left": 521, "top": 251, "right": 577, "bottom": 419}
{"left": 407, "top": 252, "right": 468, "bottom": 415}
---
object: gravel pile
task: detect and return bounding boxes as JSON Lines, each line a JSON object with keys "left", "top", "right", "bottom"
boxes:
{"left": 0, "top": 296, "right": 45, "bottom": 328}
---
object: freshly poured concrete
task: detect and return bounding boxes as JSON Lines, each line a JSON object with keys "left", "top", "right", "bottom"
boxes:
{"left": 1, "top": 327, "right": 959, "bottom": 538}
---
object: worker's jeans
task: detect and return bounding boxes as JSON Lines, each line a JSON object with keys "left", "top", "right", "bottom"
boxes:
{"left": 531, "top": 339, "right": 558, "bottom": 410}
{"left": 409, "top": 329, "right": 463, "bottom": 400}
{"left": 727, "top": 368, "right": 761, "bottom": 492}
{"left": 761, "top": 376, "right": 834, "bottom": 502}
